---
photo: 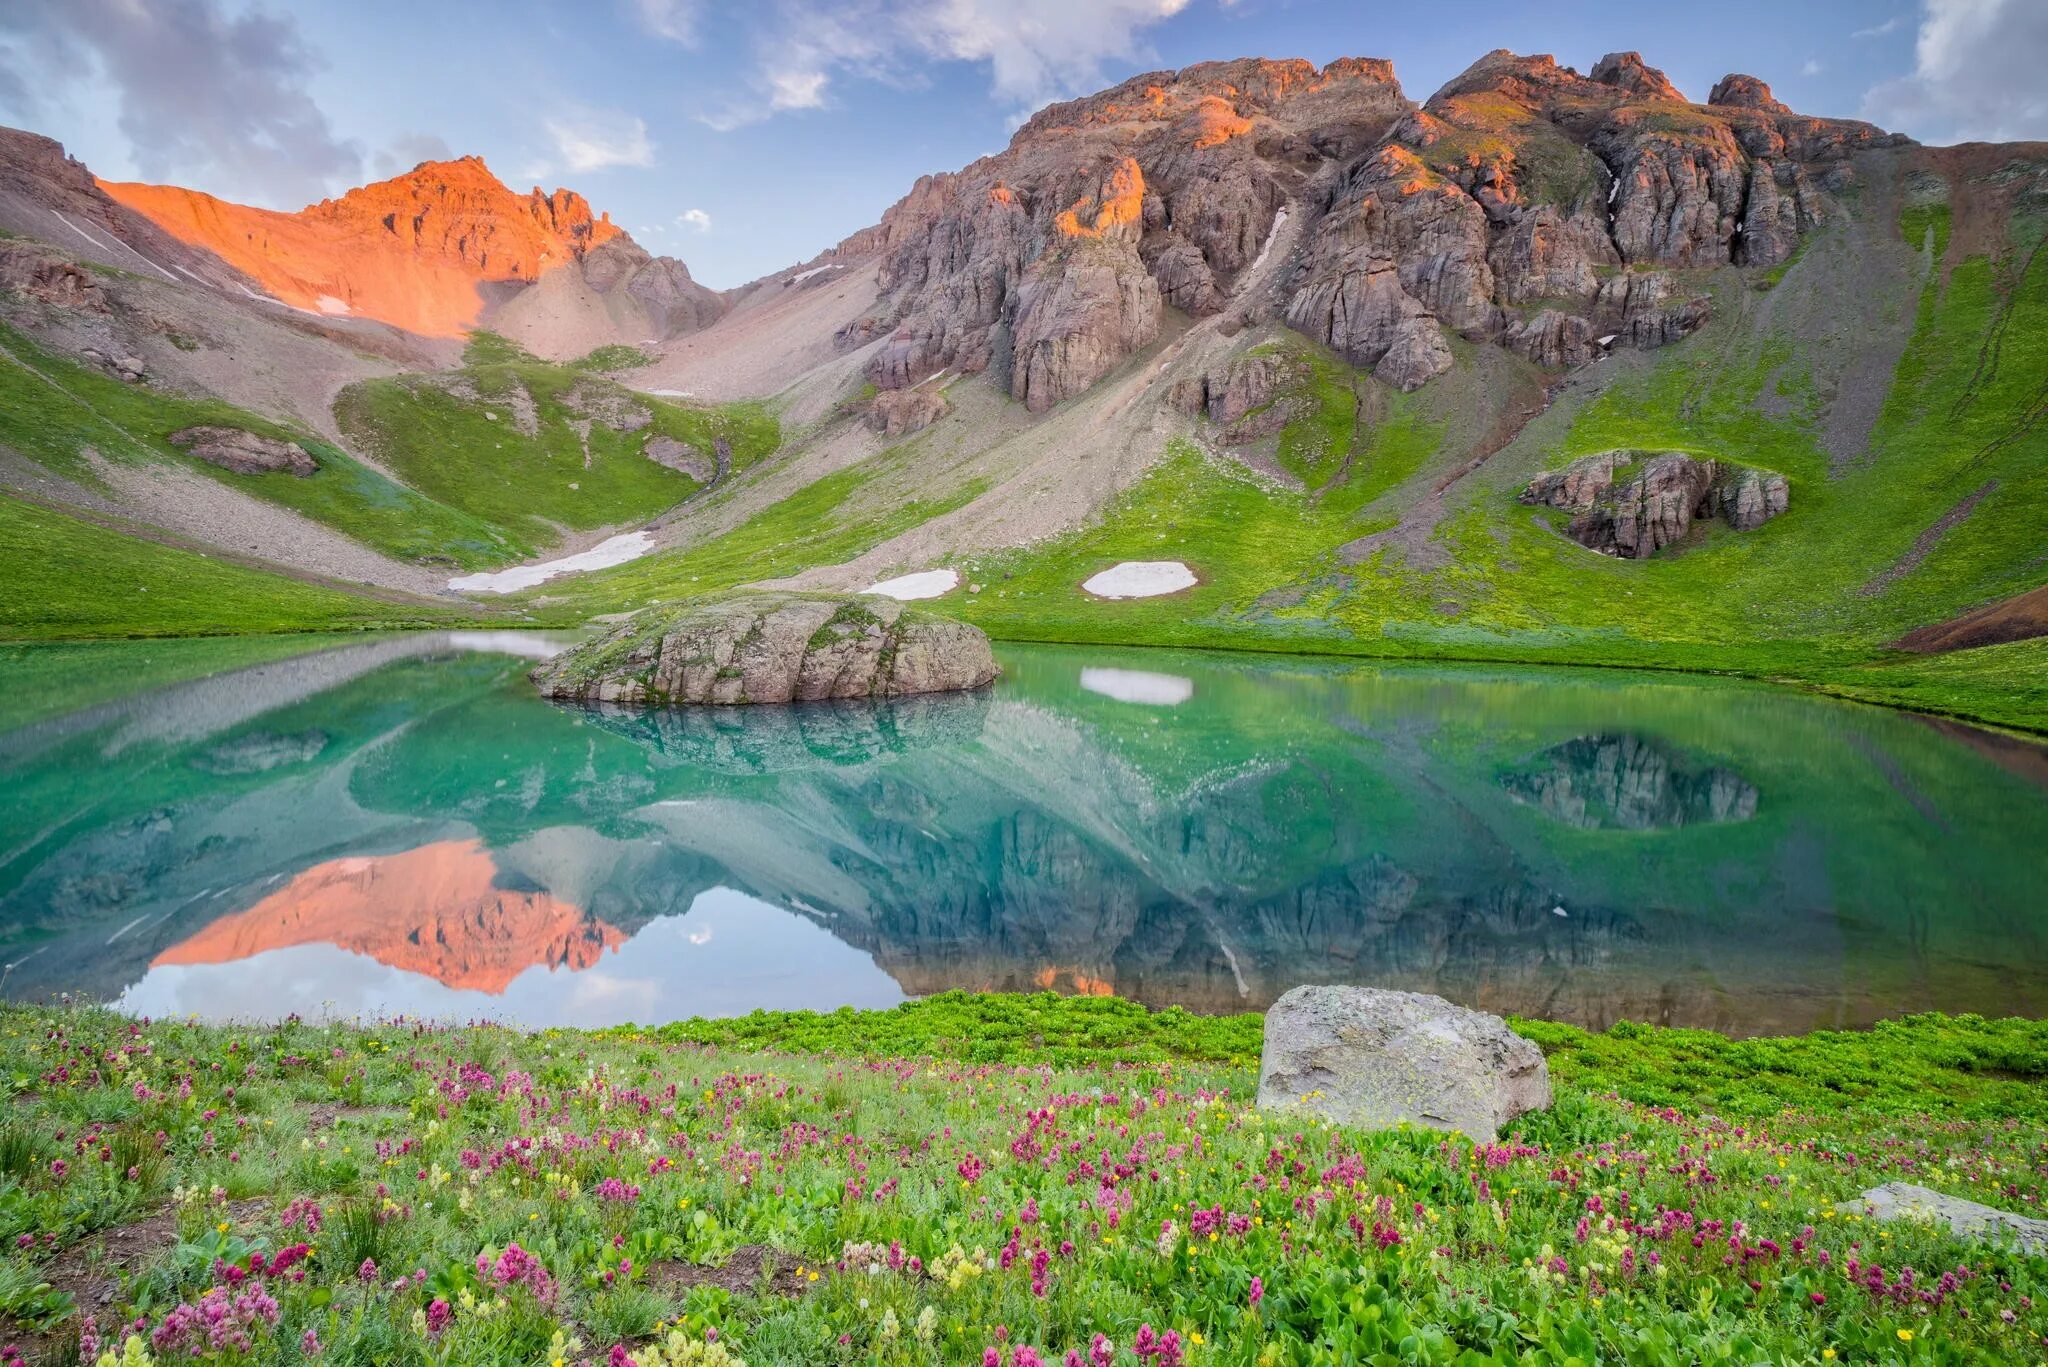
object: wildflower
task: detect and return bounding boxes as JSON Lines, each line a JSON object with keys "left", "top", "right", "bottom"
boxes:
{"left": 1897, "top": 1329, "right": 1914, "bottom": 1343}
{"left": 1249, "top": 1275, "right": 1264, "bottom": 1307}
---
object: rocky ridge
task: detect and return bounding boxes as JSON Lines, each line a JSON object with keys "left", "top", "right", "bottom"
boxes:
{"left": 829, "top": 51, "right": 1902, "bottom": 409}
{"left": 96, "top": 155, "right": 725, "bottom": 344}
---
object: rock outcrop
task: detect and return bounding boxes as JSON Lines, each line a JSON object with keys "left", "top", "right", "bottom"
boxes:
{"left": 1521, "top": 450, "right": 1788, "bottom": 557}
{"left": 865, "top": 386, "right": 951, "bottom": 437}
{"left": 531, "top": 594, "right": 1000, "bottom": 706}
{"left": 1859, "top": 1183, "right": 2048, "bottom": 1254}
{"left": 168, "top": 425, "right": 318, "bottom": 477}
{"left": 830, "top": 48, "right": 1900, "bottom": 411}
{"left": 1256, "top": 985, "right": 1552, "bottom": 1139}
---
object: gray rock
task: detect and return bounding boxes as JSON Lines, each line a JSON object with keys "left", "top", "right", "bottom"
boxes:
{"left": 1858, "top": 1183, "right": 2048, "bottom": 1254}
{"left": 530, "top": 593, "right": 1000, "bottom": 707}
{"left": 167, "top": 425, "right": 317, "bottom": 477}
{"left": 1521, "top": 450, "right": 1788, "bottom": 557}
{"left": 865, "top": 387, "right": 950, "bottom": 437}
{"left": 1256, "top": 985, "right": 1551, "bottom": 1139}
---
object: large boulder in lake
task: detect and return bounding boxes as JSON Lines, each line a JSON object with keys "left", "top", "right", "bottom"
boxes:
{"left": 532, "top": 594, "right": 1000, "bottom": 706}
{"left": 1256, "top": 985, "right": 1551, "bottom": 1139}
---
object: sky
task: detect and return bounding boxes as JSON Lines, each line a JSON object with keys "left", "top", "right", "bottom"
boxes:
{"left": 1, "top": 0, "right": 2044, "bottom": 290}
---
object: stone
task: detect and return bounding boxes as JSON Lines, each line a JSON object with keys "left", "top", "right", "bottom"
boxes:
{"left": 642, "top": 435, "right": 714, "bottom": 482}
{"left": 530, "top": 593, "right": 1000, "bottom": 707}
{"left": 1858, "top": 1183, "right": 2048, "bottom": 1254}
{"left": 865, "top": 386, "right": 950, "bottom": 437}
{"left": 167, "top": 425, "right": 317, "bottom": 477}
{"left": 1708, "top": 74, "right": 1791, "bottom": 115}
{"left": 1521, "top": 451, "right": 1789, "bottom": 557}
{"left": 1257, "top": 986, "right": 1552, "bottom": 1139}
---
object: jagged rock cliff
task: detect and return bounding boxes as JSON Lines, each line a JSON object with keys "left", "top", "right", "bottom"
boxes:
{"left": 833, "top": 50, "right": 1904, "bottom": 407}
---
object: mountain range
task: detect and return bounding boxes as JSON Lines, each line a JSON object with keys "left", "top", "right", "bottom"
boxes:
{"left": 0, "top": 46, "right": 2042, "bottom": 729}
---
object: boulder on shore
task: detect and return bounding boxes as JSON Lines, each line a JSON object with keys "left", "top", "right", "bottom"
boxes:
{"left": 531, "top": 593, "right": 1000, "bottom": 707}
{"left": 1256, "top": 985, "right": 1552, "bottom": 1139}
{"left": 168, "top": 425, "right": 317, "bottom": 477}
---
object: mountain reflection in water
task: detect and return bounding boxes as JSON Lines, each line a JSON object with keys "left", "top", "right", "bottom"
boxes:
{"left": 3, "top": 633, "right": 2045, "bottom": 1035}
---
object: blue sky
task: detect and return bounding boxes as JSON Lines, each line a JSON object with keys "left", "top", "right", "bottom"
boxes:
{"left": 3, "top": 0, "right": 2044, "bottom": 289}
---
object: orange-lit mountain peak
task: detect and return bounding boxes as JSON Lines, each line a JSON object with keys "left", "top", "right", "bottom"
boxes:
{"left": 153, "top": 840, "right": 625, "bottom": 993}
{"left": 98, "top": 155, "right": 628, "bottom": 337}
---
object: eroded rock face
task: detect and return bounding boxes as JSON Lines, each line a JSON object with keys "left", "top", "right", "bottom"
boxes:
{"left": 1521, "top": 450, "right": 1788, "bottom": 557}
{"left": 829, "top": 47, "right": 1898, "bottom": 409}
{"left": 168, "top": 425, "right": 317, "bottom": 477}
{"left": 1256, "top": 985, "right": 1552, "bottom": 1139}
{"left": 865, "top": 386, "right": 951, "bottom": 437}
{"left": 531, "top": 594, "right": 1000, "bottom": 706}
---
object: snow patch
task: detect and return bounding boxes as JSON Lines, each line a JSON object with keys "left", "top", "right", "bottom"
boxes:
{"left": 1082, "top": 561, "right": 1197, "bottom": 599}
{"left": 1080, "top": 667, "right": 1194, "bottom": 706}
{"left": 1596, "top": 334, "right": 1618, "bottom": 347}
{"left": 448, "top": 531, "right": 654, "bottom": 594}
{"left": 1248, "top": 207, "right": 1289, "bottom": 275}
{"left": 315, "top": 294, "right": 351, "bottom": 315}
{"left": 789, "top": 263, "right": 842, "bottom": 284}
{"left": 862, "top": 568, "right": 959, "bottom": 600}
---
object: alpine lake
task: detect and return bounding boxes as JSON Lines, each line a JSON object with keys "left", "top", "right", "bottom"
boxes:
{"left": 3, "top": 633, "right": 2044, "bottom": 1036}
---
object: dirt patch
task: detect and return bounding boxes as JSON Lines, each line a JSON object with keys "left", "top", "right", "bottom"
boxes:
{"left": 648, "top": 1245, "right": 809, "bottom": 1299}
{"left": 1860, "top": 478, "right": 1998, "bottom": 597}
{"left": 35, "top": 1197, "right": 270, "bottom": 1320}
{"left": 305, "top": 1103, "right": 406, "bottom": 1131}
{"left": 1891, "top": 582, "right": 2048, "bottom": 653}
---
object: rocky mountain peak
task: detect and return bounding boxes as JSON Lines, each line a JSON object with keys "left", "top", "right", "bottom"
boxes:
{"left": 832, "top": 45, "right": 1910, "bottom": 413}
{"left": 1587, "top": 51, "right": 1684, "bottom": 102}
{"left": 1709, "top": 73, "right": 1792, "bottom": 114}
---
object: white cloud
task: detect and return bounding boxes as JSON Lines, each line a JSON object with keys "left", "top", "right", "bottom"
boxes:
{"left": 1855, "top": 16, "right": 1906, "bottom": 38}
{"left": 697, "top": 0, "right": 1193, "bottom": 130}
{"left": 678, "top": 208, "right": 712, "bottom": 232}
{"left": 1862, "top": 0, "right": 2048, "bottom": 143}
{"left": 542, "top": 107, "right": 655, "bottom": 174}
{"left": 0, "top": 0, "right": 361, "bottom": 207}
{"left": 629, "top": 0, "right": 703, "bottom": 44}
{"left": 1801, "top": 58, "right": 1823, "bottom": 76}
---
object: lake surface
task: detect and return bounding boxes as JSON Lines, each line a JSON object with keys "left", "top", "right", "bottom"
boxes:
{"left": 2, "top": 633, "right": 2045, "bottom": 1035}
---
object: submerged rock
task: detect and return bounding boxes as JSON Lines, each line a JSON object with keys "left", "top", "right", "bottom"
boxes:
{"left": 1256, "top": 985, "right": 1552, "bottom": 1139}
{"left": 531, "top": 594, "right": 1000, "bottom": 707}
{"left": 168, "top": 425, "right": 317, "bottom": 477}
{"left": 1521, "top": 450, "right": 1787, "bottom": 557}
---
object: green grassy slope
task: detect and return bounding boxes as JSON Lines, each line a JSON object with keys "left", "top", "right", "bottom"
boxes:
{"left": 0, "top": 493, "right": 460, "bottom": 639}
{"left": 332, "top": 332, "right": 778, "bottom": 552}
{"left": 0, "top": 324, "right": 515, "bottom": 569}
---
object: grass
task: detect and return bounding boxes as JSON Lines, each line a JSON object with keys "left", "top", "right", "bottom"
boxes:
{"left": 517, "top": 446, "right": 991, "bottom": 618}
{"left": 574, "top": 344, "right": 659, "bottom": 373}
{"left": 333, "top": 358, "right": 777, "bottom": 552}
{"left": 0, "top": 493, "right": 459, "bottom": 640}
{"left": 1, "top": 998, "right": 2045, "bottom": 1365}
{"left": 0, "top": 323, "right": 516, "bottom": 570}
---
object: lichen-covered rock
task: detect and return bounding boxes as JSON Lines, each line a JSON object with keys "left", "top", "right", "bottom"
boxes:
{"left": 1522, "top": 451, "right": 1789, "bottom": 557}
{"left": 168, "top": 425, "right": 317, "bottom": 477}
{"left": 1859, "top": 1184, "right": 2048, "bottom": 1254}
{"left": 530, "top": 594, "right": 1000, "bottom": 707}
{"left": 865, "top": 386, "right": 951, "bottom": 437}
{"left": 1503, "top": 309, "right": 1596, "bottom": 369}
{"left": 1256, "top": 985, "right": 1552, "bottom": 1139}
{"left": 642, "top": 435, "right": 714, "bottom": 482}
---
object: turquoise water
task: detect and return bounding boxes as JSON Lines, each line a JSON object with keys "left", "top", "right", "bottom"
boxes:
{"left": 2, "top": 633, "right": 2044, "bottom": 1034}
